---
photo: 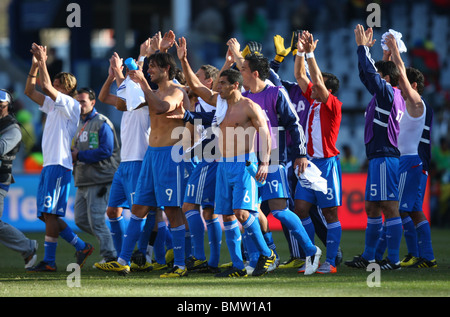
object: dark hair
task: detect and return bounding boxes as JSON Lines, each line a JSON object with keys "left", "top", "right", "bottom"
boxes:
{"left": 148, "top": 52, "right": 177, "bottom": 80}
{"left": 174, "top": 67, "right": 186, "bottom": 85}
{"left": 244, "top": 53, "right": 270, "bottom": 81}
{"left": 219, "top": 69, "right": 243, "bottom": 90}
{"left": 322, "top": 72, "right": 340, "bottom": 95}
{"left": 78, "top": 87, "right": 96, "bottom": 100}
{"left": 375, "top": 60, "right": 399, "bottom": 87}
{"left": 406, "top": 67, "right": 425, "bottom": 95}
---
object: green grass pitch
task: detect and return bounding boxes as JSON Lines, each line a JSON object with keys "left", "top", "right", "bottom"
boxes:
{"left": 0, "top": 229, "right": 449, "bottom": 299}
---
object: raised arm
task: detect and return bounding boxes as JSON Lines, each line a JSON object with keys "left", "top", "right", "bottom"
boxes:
{"left": 175, "top": 37, "right": 218, "bottom": 106}
{"left": 227, "top": 38, "right": 244, "bottom": 70}
{"left": 31, "top": 43, "right": 59, "bottom": 101}
{"left": 301, "top": 31, "right": 329, "bottom": 102}
{"left": 110, "top": 52, "right": 125, "bottom": 87}
{"left": 212, "top": 48, "right": 235, "bottom": 92}
{"left": 355, "top": 24, "right": 394, "bottom": 105}
{"left": 385, "top": 34, "right": 423, "bottom": 117}
{"left": 24, "top": 52, "right": 46, "bottom": 106}
{"left": 98, "top": 66, "right": 126, "bottom": 111}
{"left": 294, "top": 32, "right": 310, "bottom": 93}
{"left": 160, "top": 30, "right": 176, "bottom": 53}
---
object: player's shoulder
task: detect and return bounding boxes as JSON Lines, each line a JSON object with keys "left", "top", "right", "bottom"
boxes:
{"left": 240, "top": 95, "right": 257, "bottom": 108}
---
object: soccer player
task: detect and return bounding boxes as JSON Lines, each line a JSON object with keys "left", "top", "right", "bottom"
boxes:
{"left": 97, "top": 58, "right": 151, "bottom": 267}
{"left": 293, "top": 31, "right": 343, "bottom": 274}
{"left": 182, "top": 64, "right": 223, "bottom": 273}
{"left": 24, "top": 43, "right": 93, "bottom": 272}
{"left": 345, "top": 25, "right": 405, "bottom": 270}
{"left": 95, "top": 45, "right": 190, "bottom": 277}
{"left": 270, "top": 33, "right": 343, "bottom": 269}
{"left": 377, "top": 34, "right": 436, "bottom": 268}
{"left": 227, "top": 38, "right": 322, "bottom": 275}
{"left": 176, "top": 36, "right": 276, "bottom": 277}
{"left": 0, "top": 89, "right": 38, "bottom": 269}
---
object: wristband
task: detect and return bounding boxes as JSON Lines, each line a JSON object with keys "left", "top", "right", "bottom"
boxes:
{"left": 183, "top": 110, "right": 193, "bottom": 123}
{"left": 296, "top": 51, "right": 305, "bottom": 57}
{"left": 274, "top": 54, "right": 285, "bottom": 63}
{"left": 138, "top": 56, "right": 145, "bottom": 62}
{"left": 306, "top": 52, "right": 314, "bottom": 59}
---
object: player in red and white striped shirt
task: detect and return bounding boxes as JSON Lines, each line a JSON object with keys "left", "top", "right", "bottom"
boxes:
{"left": 293, "top": 31, "right": 343, "bottom": 274}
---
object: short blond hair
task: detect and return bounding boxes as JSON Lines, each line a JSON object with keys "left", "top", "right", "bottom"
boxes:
{"left": 54, "top": 72, "right": 77, "bottom": 97}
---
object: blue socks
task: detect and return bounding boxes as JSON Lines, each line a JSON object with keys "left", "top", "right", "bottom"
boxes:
{"left": 375, "top": 222, "right": 387, "bottom": 261}
{"left": 154, "top": 221, "right": 167, "bottom": 264}
{"left": 263, "top": 231, "right": 278, "bottom": 259}
{"left": 402, "top": 215, "right": 419, "bottom": 257}
{"left": 242, "top": 230, "right": 259, "bottom": 267}
{"left": 138, "top": 214, "right": 156, "bottom": 255}
{"left": 416, "top": 220, "right": 435, "bottom": 261}
{"left": 109, "top": 216, "right": 125, "bottom": 256}
{"left": 185, "top": 209, "right": 206, "bottom": 261}
{"left": 223, "top": 220, "right": 244, "bottom": 270}
{"left": 375, "top": 216, "right": 435, "bottom": 263}
{"left": 46, "top": 225, "right": 87, "bottom": 266}
{"left": 301, "top": 216, "right": 316, "bottom": 245}
{"left": 362, "top": 216, "right": 383, "bottom": 261}
{"left": 326, "top": 221, "right": 342, "bottom": 266}
{"left": 171, "top": 224, "right": 186, "bottom": 268}
{"left": 274, "top": 209, "right": 316, "bottom": 257}
{"left": 385, "top": 217, "right": 402, "bottom": 263}
{"left": 43, "top": 239, "right": 57, "bottom": 265}
{"left": 118, "top": 214, "right": 145, "bottom": 265}
{"left": 205, "top": 217, "right": 222, "bottom": 268}
{"left": 242, "top": 213, "right": 272, "bottom": 257}
{"left": 59, "top": 226, "right": 86, "bottom": 251}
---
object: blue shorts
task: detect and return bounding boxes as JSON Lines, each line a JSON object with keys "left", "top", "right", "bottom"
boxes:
{"left": 108, "top": 161, "right": 143, "bottom": 208}
{"left": 184, "top": 159, "right": 218, "bottom": 207}
{"left": 134, "top": 146, "right": 184, "bottom": 207}
{"left": 214, "top": 153, "right": 258, "bottom": 215}
{"left": 294, "top": 156, "right": 342, "bottom": 208}
{"left": 365, "top": 157, "right": 399, "bottom": 201}
{"left": 37, "top": 165, "right": 72, "bottom": 217}
{"left": 259, "top": 164, "right": 290, "bottom": 202}
{"left": 398, "top": 155, "right": 427, "bottom": 212}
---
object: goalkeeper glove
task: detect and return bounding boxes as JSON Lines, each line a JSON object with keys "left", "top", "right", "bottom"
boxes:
{"left": 273, "top": 35, "right": 291, "bottom": 63}
{"left": 241, "top": 41, "right": 263, "bottom": 58}
{"left": 291, "top": 30, "right": 302, "bottom": 56}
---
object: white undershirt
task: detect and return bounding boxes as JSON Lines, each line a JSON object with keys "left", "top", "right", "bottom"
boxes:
{"left": 398, "top": 100, "right": 426, "bottom": 156}
{"left": 40, "top": 93, "right": 80, "bottom": 169}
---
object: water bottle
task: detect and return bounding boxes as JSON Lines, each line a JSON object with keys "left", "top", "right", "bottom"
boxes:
{"left": 245, "top": 161, "right": 266, "bottom": 187}
{"left": 124, "top": 57, "right": 138, "bottom": 70}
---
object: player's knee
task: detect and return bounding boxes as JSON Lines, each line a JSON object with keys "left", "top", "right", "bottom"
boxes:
{"left": 182, "top": 202, "right": 197, "bottom": 214}
{"left": 106, "top": 207, "right": 121, "bottom": 219}
{"left": 202, "top": 207, "right": 215, "bottom": 220}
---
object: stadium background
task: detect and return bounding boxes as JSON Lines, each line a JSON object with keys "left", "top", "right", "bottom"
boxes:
{"left": 0, "top": 0, "right": 448, "bottom": 231}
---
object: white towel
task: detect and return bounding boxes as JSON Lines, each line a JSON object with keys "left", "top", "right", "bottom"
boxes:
{"left": 211, "top": 95, "right": 228, "bottom": 135}
{"left": 295, "top": 161, "right": 328, "bottom": 194}
{"left": 196, "top": 97, "right": 216, "bottom": 113}
{"left": 381, "top": 29, "right": 407, "bottom": 53}
{"left": 116, "top": 76, "right": 146, "bottom": 111}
